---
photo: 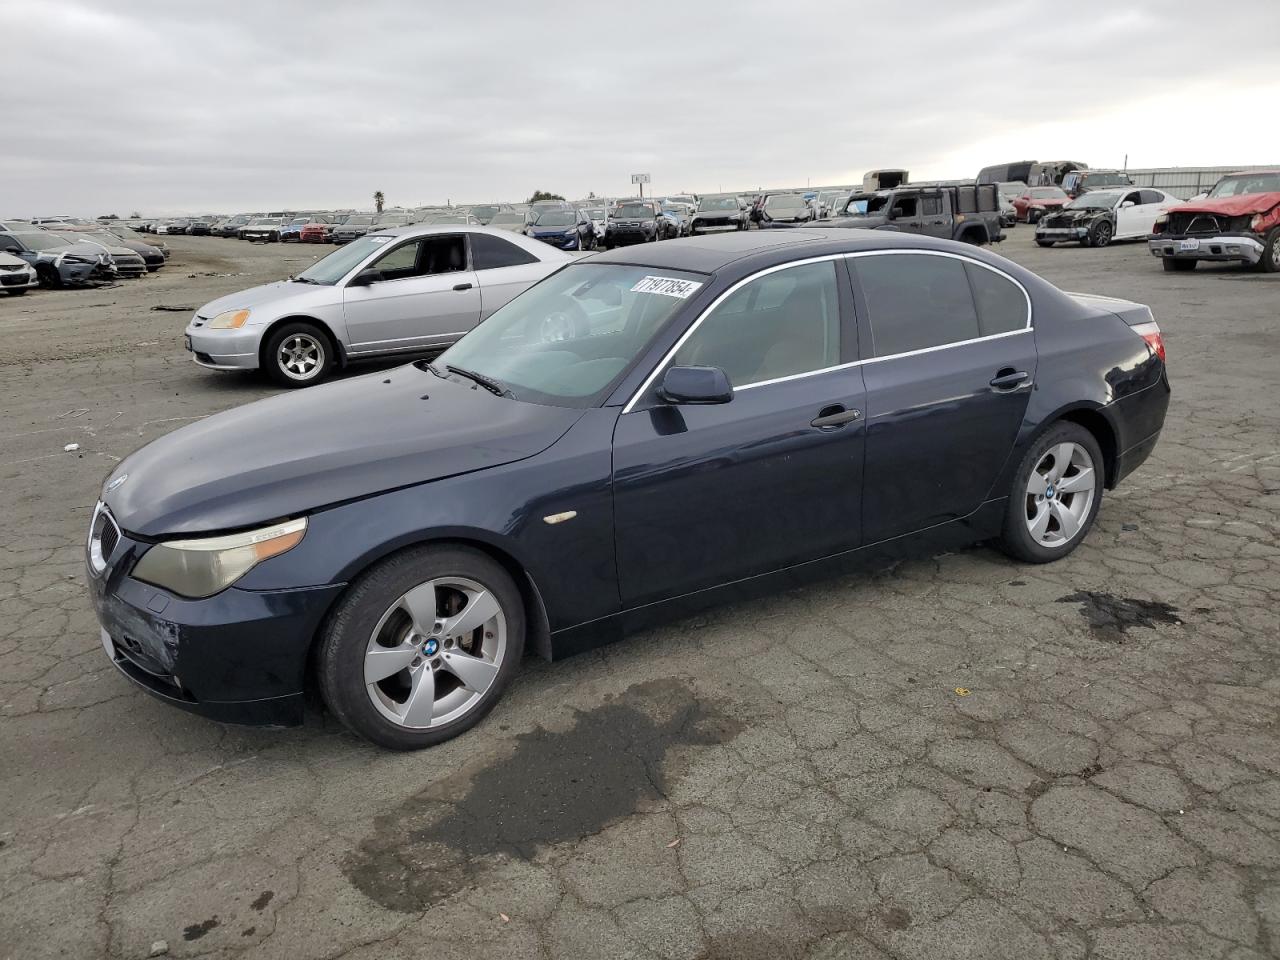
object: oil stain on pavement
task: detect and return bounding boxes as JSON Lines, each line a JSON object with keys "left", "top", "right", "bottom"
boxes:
{"left": 343, "top": 678, "right": 742, "bottom": 911}
{"left": 1057, "top": 591, "right": 1183, "bottom": 642}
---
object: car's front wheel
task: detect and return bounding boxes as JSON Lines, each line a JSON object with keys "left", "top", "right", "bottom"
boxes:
{"left": 318, "top": 545, "right": 524, "bottom": 750}
{"left": 998, "top": 422, "right": 1103, "bottom": 563}
{"left": 1087, "top": 221, "right": 1113, "bottom": 248}
{"left": 263, "top": 322, "right": 333, "bottom": 387}
{"left": 1255, "top": 227, "right": 1280, "bottom": 273}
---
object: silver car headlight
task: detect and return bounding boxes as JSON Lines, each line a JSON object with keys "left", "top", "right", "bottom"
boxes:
{"left": 132, "top": 518, "right": 307, "bottom": 598}
{"left": 209, "top": 308, "right": 251, "bottom": 329}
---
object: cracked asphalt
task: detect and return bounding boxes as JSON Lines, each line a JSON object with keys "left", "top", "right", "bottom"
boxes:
{"left": 1, "top": 231, "right": 1278, "bottom": 960}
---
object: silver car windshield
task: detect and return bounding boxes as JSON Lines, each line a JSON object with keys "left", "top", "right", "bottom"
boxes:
{"left": 432, "top": 263, "right": 702, "bottom": 408}
{"left": 294, "top": 236, "right": 390, "bottom": 285}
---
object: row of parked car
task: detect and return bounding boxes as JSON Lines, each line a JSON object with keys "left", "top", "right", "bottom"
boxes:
{"left": 0, "top": 217, "right": 170, "bottom": 294}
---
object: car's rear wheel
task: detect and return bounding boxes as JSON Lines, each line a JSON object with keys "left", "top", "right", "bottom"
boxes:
{"left": 318, "top": 545, "right": 524, "bottom": 750}
{"left": 1088, "top": 221, "right": 1113, "bottom": 248}
{"left": 998, "top": 422, "right": 1103, "bottom": 563}
{"left": 263, "top": 322, "right": 333, "bottom": 387}
{"left": 1162, "top": 257, "right": 1196, "bottom": 272}
{"left": 1255, "top": 227, "right": 1280, "bottom": 273}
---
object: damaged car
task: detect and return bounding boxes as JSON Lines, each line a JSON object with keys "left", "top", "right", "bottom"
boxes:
{"left": 0, "top": 230, "right": 116, "bottom": 287}
{"left": 1036, "top": 188, "right": 1180, "bottom": 248}
{"left": 1148, "top": 169, "right": 1280, "bottom": 272}
{"left": 0, "top": 249, "right": 39, "bottom": 295}
{"left": 689, "top": 195, "right": 747, "bottom": 234}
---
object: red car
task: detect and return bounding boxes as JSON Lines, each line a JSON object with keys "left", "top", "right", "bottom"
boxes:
{"left": 299, "top": 222, "right": 329, "bottom": 243}
{"left": 1014, "top": 186, "right": 1069, "bottom": 223}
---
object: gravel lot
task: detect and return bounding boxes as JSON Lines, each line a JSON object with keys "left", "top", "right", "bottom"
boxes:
{"left": 2, "top": 231, "right": 1278, "bottom": 960}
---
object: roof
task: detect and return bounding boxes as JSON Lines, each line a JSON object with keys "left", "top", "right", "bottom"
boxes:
{"left": 586, "top": 228, "right": 993, "bottom": 275}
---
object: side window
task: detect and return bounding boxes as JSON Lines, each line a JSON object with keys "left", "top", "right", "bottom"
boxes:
{"left": 0, "top": 237, "right": 21, "bottom": 253}
{"left": 956, "top": 186, "right": 977, "bottom": 213}
{"left": 419, "top": 235, "right": 468, "bottom": 274}
{"left": 369, "top": 240, "right": 421, "bottom": 281}
{"left": 1139, "top": 190, "right": 1165, "bottom": 205}
{"left": 891, "top": 196, "right": 918, "bottom": 218}
{"left": 853, "top": 254, "right": 980, "bottom": 357}
{"left": 470, "top": 233, "right": 538, "bottom": 270}
{"left": 673, "top": 260, "right": 840, "bottom": 388}
{"left": 1122, "top": 191, "right": 1142, "bottom": 206}
{"left": 921, "top": 196, "right": 942, "bottom": 216}
{"left": 965, "top": 264, "right": 1028, "bottom": 337}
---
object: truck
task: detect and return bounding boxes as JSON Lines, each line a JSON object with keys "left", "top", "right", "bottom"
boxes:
{"left": 809, "top": 182, "right": 1004, "bottom": 245}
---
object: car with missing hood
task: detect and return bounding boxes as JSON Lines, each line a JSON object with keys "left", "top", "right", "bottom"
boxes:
{"left": 87, "top": 230, "right": 1169, "bottom": 749}
{"left": 1036, "top": 188, "right": 1181, "bottom": 248}
{"left": 1148, "top": 169, "right": 1280, "bottom": 272}
{"left": 0, "top": 230, "right": 116, "bottom": 287}
{"left": 0, "top": 250, "right": 39, "bottom": 295}
{"left": 182, "top": 225, "right": 573, "bottom": 387}
{"left": 242, "top": 217, "right": 286, "bottom": 243}
{"left": 66, "top": 232, "right": 150, "bottom": 277}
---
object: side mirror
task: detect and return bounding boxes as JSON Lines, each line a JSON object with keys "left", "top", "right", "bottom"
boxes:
{"left": 348, "top": 268, "right": 382, "bottom": 287}
{"left": 888, "top": 206, "right": 904, "bottom": 219}
{"left": 660, "top": 366, "right": 733, "bottom": 405}
{"left": 1120, "top": 200, "right": 1135, "bottom": 208}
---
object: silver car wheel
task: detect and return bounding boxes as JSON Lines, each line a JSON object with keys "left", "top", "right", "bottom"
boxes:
{"left": 363, "top": 576, "right": 508, "bottom": 730}
{"left": 1024, "top": 442, "right": 1097, "bottom": 549}
{"left": 277, "top": 334, "right": 324, "bottom": 381}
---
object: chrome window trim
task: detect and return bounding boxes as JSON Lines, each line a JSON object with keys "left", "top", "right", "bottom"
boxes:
{"left": 621, "top": 248, "right": 1033, "bottom": 414}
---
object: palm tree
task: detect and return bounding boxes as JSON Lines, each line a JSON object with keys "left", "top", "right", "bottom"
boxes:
{"left": 373, "top": 191, "right": 385, "bottom": 213}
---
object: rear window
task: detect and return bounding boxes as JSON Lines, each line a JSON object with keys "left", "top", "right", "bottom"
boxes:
{"left": 965, "top": 264, "right": 1027, "bottom": 336}
{"left": 470, "top": 233, "right": 539, "bottom": 269}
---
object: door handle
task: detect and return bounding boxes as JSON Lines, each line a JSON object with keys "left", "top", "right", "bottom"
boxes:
{"left": 989, "top": 369, "right": 1030, "bottom": 390}
{"left": 811, "top": 405, "right": 862, "bottom": 428}
{"left": 452, "top": 282, "right": 473, "bottom": 292}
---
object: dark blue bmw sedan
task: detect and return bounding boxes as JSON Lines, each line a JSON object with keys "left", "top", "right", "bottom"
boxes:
{"left": 87, "top": 231, "right": 1169, "bottom": 749}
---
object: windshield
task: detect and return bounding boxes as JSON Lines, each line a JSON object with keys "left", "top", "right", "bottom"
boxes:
{"left": 426, "top": 215, "right": 468, "bottom": 224}
{"left": 1208, "top": 172, "right": 1280, "bottom": 197}
{"left": 998, "top": 182, "right": 1026, "bottom": 198}
{"left": 615, "top": 204, "right": 653, "bottom": 218}
{"left": 765, "top": 195, "right": 805, "bottom": 211}
{"left": 532, "top": 211, "right": 576, "bottom": 227}
{"left": 1066, "top": 190, "right": 1122, "bottom": 210}
{"left": 294, "top": 235, "right": 392, "bottom": 285}
{"left": 698, "top": 197, "right": 740, "bottom": 212}
{"left": 660, "top": 205, "right": 685, "bottom": 215}
{"left": 250, "top": 218, "right": 283, "bottom": 226}
{"left": 377, "top": 215, "right": 410, "bottom": 225}
{"left": 344, "top": 215, "right": 375, "bottom": 226}
{"left": 470, "top": 205, "right": 500, "bottom": 221}
{"left": 1029, "top": 188, "right": 1067, "bottom": 199}
{"left": 15, "top": 232, "right": 72, "bottom": 251}
{"left": 490, "top": 212, "right": 524, "bottom": 225}
{"left": 581, "top": 208, "right": 605, "bottom": 219}
{"left": 434, "top": 264, "right": 702, "bottom": 407}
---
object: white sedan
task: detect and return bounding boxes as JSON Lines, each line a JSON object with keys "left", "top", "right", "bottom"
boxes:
{"left": 185, "top": 226, "right": 574, "bottom": 387}
{"left": 1035, "top": 188, "right": 1182, "bottom": 248}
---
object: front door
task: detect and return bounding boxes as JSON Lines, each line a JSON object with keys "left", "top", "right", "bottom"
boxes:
{"left": 848, "top": 251, "right": 1037, "bottom": 543}
{"left": 612, "top": 258, "right": 867, "bottom": 608}
{"left": 1114, "top": 190, "right": 1149, "bottom": 238}
{"left": 342, "top": 234, "right": 481, "bottom": 355}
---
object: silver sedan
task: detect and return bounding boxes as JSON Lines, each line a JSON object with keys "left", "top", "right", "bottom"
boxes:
{"left": 184, "top": 225, "right": 575, "bottom": 387}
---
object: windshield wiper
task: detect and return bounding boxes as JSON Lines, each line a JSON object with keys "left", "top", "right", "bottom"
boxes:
{"left": 447, "top": 365, "right": 514, "bottom": 398}
{"left": 291, "top": 276, "right": 318, "bottom": 284}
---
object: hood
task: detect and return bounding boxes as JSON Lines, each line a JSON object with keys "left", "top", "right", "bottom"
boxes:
{"left": 63, "top": 241, "right": 112, "bottom": 261}
{"left": 1028, "top": 198, "right": 1066, "bottom": 208}
{"left": 103, "top": 365, "right": 585, "bottom": 537}
{"left": 529, "top": 224, "right": 577, "bottom": 235}
{"left": 1173, "top": 192, "right": 1280, "bottom": 217}
{"left": 197, "top": 280, "right": 313, "bottom": 317}
{"left": 0, "top": 251, "right": 32, "bottom": 268}
{"left": 1044, "top": 208, "right": 1105, "bottom": 224}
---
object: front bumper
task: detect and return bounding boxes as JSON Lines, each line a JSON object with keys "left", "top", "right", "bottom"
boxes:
{"left": 607, "top": 230, "right": 654, "bottom": 246}
{"left": 61, "top": 261, "right": 116, "bottom": 285}
{"left": 0, "top": 268, "right": 38, "bottom": 291}
{"left": 1147, "top": 233, "right": 1264, "bottom": 264}
{"left": 88, "top": 524, "right": 345, "bottom": 726}
{"left": 1036, "top": 225, "right": 1089, "bottom": 242}
{"left": 690, "top": 220, "right": 740, "bottom": 233}
{"left": 530, "top": 233, "right": 580, "bottom": 250}
{"left": 242, "top": 231, "right": 277, "bottom": 242}
{"left": 185, "top": 326, "right": 263, "bottom": 370}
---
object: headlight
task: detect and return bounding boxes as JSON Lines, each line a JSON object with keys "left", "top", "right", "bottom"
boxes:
{"left": 132, "top": 517, "right": 307, "bottom": 598}
{"left": 209, "top": 308, "right": 250, "bottom": 329}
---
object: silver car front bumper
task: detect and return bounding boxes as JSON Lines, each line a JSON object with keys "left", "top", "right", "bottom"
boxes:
{"left": 184, "top": 327, "right": 262, "bottom": 370}
{"left": 1148, "top": 235, "right": 1264, "bottom": 264}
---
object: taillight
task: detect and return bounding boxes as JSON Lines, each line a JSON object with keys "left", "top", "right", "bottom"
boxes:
{"left": 1131, "top": 320, "right": 1166, "bottom": 363}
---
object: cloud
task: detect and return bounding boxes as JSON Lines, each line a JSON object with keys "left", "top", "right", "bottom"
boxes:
{"left": 5, "top": 0, "right": 1279, "bottom": 216}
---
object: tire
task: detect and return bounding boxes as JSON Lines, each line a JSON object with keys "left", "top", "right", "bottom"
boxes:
{"left": 997, "top": 422, "right": 1104, "bottom": 564}
{"left": 1088, "top": 220, "right": 1113, "bottom": 248}
{"left": 1035, "top": 240, "right": 1056, "bottom": 248}
{"left": 37, "top": 264, "right": 62, "bottom": 289}
{"left": 1255, "top": 227, "right": 1280, "bottom": 273}
{"left": 318, "top": 545, "right": 525, "bottom": 750}
{"left": 263, "top": 321, "right": 334, "bottom": 388}
{"left": 1162, "top": 258, "right": 1196, "bottom": 272}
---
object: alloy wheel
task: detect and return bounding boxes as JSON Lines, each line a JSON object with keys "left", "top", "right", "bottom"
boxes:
{"left": 277, "top": 334, "right": 323, "bottom": 380}
{"left": 363, "top": 576, "right": 507, "bottom": 729}
{"left": 1024, "top": 442, "right": 1096, "bottom": 549}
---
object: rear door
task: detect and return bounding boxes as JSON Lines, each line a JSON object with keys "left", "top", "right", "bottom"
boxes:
{"left": 920, "top": 192, "right": 950, "bottom": 239}
{"left": 849, "top": 251, "right": 1036, "bottom": 543}
{"left": 468, "top": 233, "right": 552, "bottom": 319}
{"left": 612, "top": 258, "right": 866, "bottom": 607}
{"left": 342, "top": 234, "right": 481, "bottom": 355}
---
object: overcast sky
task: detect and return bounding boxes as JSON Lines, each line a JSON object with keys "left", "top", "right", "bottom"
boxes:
{"left": 7, "top": 0, "right": 1280, "bottom": 217}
